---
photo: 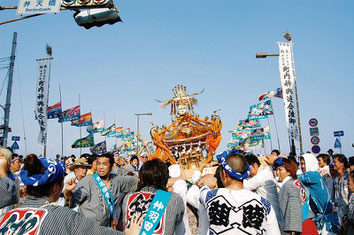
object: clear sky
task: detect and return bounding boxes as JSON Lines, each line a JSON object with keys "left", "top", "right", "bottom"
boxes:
{"left": 0, "top": 0, "right": 353, "bottom": 158}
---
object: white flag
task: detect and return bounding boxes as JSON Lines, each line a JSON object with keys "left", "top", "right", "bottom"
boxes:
{"left": 35, "top": 60, "right": 51, "bottom": 145}
{"left": 278, "top": 42, "right": 299, "bottom": 142}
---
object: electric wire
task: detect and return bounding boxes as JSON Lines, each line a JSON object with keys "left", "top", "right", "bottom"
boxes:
{"left": 0, "top": 69, "right": 9, "bottom": 98}
{"left": 16, "top": 47, "right": 28, "bottom": 155}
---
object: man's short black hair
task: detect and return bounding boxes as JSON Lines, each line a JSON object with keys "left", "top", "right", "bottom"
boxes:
{"left": 88, "top": 154, "right": 97, "bottom": 165}
{"left": 317, "top": 154, "right": 331, "bottom": 165}
{"left": 333, "top": 154, "right": 348, "bottom": 168}
{"left": 349, "top": 156, "right": 354, "bottom": 167}
{"left": 271, "top": 149, "right": 280, "bottom": 156}
{"left": 245, "top": 154, "right": 260, "bottom": 167}
{"left": 80, "top": 153, "right": 91, "bottom": 159}
{"left": 288, "top": 155, "right": 298, "bottom": 165}
{"left": 97, "top": 152, "right": 114, "bottom": 168}
{"left": 225, "top": 153, "right": 248, "bottom": 182}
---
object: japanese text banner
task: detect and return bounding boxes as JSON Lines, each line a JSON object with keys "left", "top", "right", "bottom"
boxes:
{"left": 278, "top": 42, "right": 299, "bottom": 142}
{"left": 35, "top": 60, "right": 51, "bottom": 145}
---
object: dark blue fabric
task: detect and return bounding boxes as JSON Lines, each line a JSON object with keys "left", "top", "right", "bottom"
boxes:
{"left": 216, "top": 150, "right": 250, "bottom": 180}
{"left": 20, "top": 158, "right": 65, "bottom": 186}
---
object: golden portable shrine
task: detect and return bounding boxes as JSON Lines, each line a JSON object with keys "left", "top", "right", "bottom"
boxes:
{"left": 150, "top": 85, "right": 222, "bottom": 169}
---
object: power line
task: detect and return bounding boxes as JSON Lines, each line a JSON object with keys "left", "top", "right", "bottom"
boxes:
{"left": 16, "top": 46, "right": 28, "bottom": 155}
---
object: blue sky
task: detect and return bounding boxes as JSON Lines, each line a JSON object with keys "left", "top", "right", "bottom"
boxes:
{"left": 0, "top": 0, "right": 353, "bottom": 158}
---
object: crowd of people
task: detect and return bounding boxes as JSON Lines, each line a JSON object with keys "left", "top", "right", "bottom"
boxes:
{"left": 0, "top": 144, "right": 353, "bottom": 235}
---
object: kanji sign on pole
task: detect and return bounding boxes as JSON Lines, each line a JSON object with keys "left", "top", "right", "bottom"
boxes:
{"left": 17, "top": 0, "right": 61, "bottom": 15}
{"left": 34, "top": 59, "right": 51, "bottom": 145}
{"left": 278, "top": 42, "right": 299, "bottom": 142}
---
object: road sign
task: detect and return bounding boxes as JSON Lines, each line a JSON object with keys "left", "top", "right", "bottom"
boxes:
{"left": 17, "top": 0, "right": 61, "bottom": 15}
{"left": 310, "top": 127, "right": 319, "bottom": 137}
{"left": 334, "top": 131, "right": 344, "bottom": 137}
{"left": 11, "top": 141, "right": 19, "bottom": 150}
{"left": 312, "top": 145, "right": 321, "bottom": 154}
{"left": 11, "top": 136, "right": 20, "bottom": 141}
{"left": 311, "top": 136, "right": 320, "bottom": 145}
{"left": 334, "top": 138, "right": 342, "bottom": 148}
{"left": 309, "top": 118, "right": 318, "bottom": 127}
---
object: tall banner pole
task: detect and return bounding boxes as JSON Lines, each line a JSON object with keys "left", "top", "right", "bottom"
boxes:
{"left": 272, "top": 110, "right": 281, "bottom": 153}
{"left": 267, "top": 117, "right": 273, "bottom": 151}
{"left": 79, "top": 94, "right": 82, "bottom": 156}
{"left": 59, "top": 84, "right": 64, "bottom": 157}
{"left": 290, "top": 45, "right": 303, "bottom": 153}
{"left": 89, "top": 108, "right": 93, "bottom": 152}
{"left": 263, "top": 139, "right": 267, "bottom": 155}
{"left": 114, "top": 116, "right": 117, "bottom": 149}
{"left": 103, "top": 110, "right": 106, "bottom": 144}
{"left": 45, "top": 59, "right": 51, "bottom": 158}
{"left": 268, "top": 97, "right": 281, "bottom": 152}
{"left": 258, "top": 119, "right": 266, "bottom": 155}
{"left": 136, "top": 115, "right": 140, "bottom": 155}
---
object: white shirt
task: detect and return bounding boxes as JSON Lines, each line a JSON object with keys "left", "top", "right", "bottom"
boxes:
{"left": 243, "top": 165, "right": 284, "bottom": 229}
{"left": 200, "top": 187, "right": 280, "bottom": 235}
{"left": 186, "top": 184, "right": 209, "bottom": 234}
{"left": 172, "top": 179, "right": 190, "bottom": 235}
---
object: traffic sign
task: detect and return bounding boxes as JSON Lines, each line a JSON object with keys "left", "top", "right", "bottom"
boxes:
{"left": 334, "top": 138, "right": 342, "bottom": 148}
{"left": 17, "top": 0, "right": 61, "bottom": 15}
{"left": 310, "top": 127, "right": 319, "bottom": 137}
{"left": 312, "top": 145, "right": 321, "bottom": 154}
{"left": 11, "top": 141, "right": 19, "bottom": 150}
{"left": 311, "top": 136, "right": 320, "bottom": 145}
{"left": 309, "top": 118, "right": 318, "bottom": 127}
{"left": 334, "top": 131, "right": 344, "bottom": 137}
{"left": 11, "top": 136, "right": 20, "bottom": 141}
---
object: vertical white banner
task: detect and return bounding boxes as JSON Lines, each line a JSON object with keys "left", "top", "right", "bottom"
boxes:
{"left": 35, "top": 60, "right": 51, "bottom": 145}
{"left": 278, "top": 42, "right": 299, "bottom": 142}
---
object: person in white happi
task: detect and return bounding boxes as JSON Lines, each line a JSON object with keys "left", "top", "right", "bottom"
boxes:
{"left": 243, "top": 154, "right": 284, "bottom": 230}
{"left": 199, "top": 150, "right": 280, "bottom": 235}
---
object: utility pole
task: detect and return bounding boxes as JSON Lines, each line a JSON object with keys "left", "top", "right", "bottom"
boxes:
{"left": 255, "top": 32, "right": 303, "bottom": 155}
{"left": 2, "top": 32, "right": 17, "bottom": 147}
{"left": 135, "top": 113, "right": 152, "bottom": 154}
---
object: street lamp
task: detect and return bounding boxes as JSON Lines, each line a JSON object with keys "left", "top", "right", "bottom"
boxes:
{"left": 256, "top": 53, "right": 280, "bottom": 58}
{"left": 135, "top": 113, "right": 152, "bottom": 154}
